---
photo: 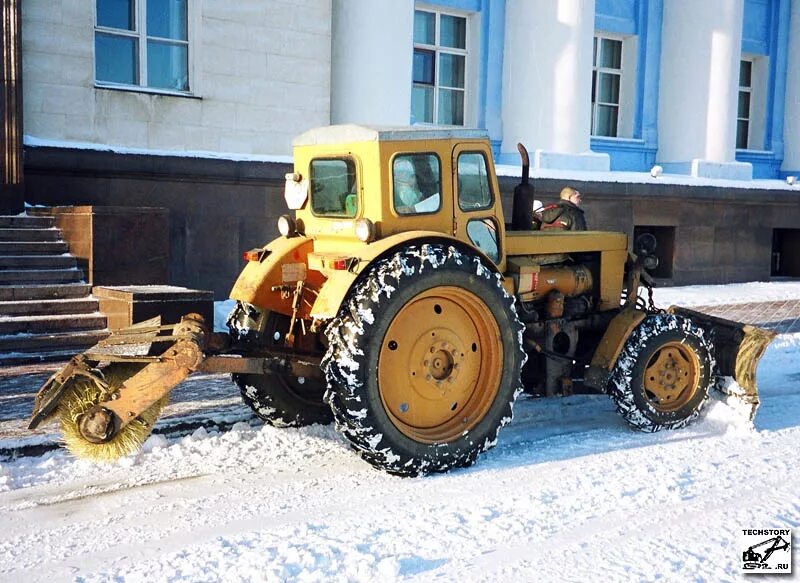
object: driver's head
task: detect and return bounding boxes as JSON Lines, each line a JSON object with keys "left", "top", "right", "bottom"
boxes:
{"left": 560, "top": 186, "right": 581, "bottom": 205}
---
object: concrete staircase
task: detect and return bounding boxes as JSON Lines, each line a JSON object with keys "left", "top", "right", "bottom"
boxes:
{"left": 0, "top": 215, "right": 109, "bottom": 365}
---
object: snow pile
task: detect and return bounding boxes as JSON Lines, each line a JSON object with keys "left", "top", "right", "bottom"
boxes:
{"left": 653, "top": 280, "right": 800, "bottom": 307}
{"left": 493, "top": 162, "right": 800, "bottom": 191}
{"left": 697, "top": 388, "right": 755, "bottom": 436}
{"left": 214, "top": 299, "right": 237, "bottom": 332}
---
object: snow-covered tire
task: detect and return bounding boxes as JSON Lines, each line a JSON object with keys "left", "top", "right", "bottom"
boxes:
{"left": 229, "top": 306, "right": 332, "bottom": 427}
{"left": 233, "top": 373, "right": 332, "bottom": 427}
{"left": 609, "top": 313, "right": 715, "bottom": 432}
{"left": 322, "top": 244, "right": 526, "bottom": 476}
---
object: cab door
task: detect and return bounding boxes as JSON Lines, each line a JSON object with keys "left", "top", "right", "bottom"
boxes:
{"left": 451, "top": 142, "right": 506, "bottom": 271}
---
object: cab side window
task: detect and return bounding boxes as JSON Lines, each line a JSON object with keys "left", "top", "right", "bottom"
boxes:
{"left": 457, "top": 152, "right": 493, "bottom": 210}
{"left": 393, "top": 154, "right": 442, "bottom": 215}
{"left": 467, "top": 218, "right": 499, "bottom": 264}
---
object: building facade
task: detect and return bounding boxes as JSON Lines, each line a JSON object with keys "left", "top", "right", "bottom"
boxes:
{"left": 1, "top": 0, "right": 799, "bottom": 295}
{"left": 335, "top": 0, "right": 799, "bottom": 179}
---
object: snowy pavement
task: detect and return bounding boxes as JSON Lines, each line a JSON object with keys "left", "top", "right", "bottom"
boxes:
{"left": 0, "top": 282, "right": 799, "bottom": 581}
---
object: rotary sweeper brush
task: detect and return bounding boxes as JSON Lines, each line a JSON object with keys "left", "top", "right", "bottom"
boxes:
{"left": 28, "top": 126, "right": 775, "bottom": 476}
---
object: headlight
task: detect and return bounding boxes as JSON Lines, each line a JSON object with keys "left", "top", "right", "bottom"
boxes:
{"left": 354, "top": 218, "right": 375, "bottom": 243}
{"left": 278, "top": 214, "right": 296, "bottom": 237}
{"left": 643, "top": 255, "right": 660, "bottom": 271}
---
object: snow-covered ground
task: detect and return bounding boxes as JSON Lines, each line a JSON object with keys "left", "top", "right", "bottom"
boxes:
{"left": 1, "top": 285, "right": 799, "bottom": 582}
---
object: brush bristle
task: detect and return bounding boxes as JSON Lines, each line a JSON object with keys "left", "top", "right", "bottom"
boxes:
{"left": 58, "top": 363, "right": 167, "bottom": 462}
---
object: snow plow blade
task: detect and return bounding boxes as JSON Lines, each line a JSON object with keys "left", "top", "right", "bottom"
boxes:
{"left": 669, "top": 306, "right": 776, "bottom": 419}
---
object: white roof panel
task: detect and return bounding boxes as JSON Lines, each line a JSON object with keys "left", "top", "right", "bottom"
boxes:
{"left": 293, "top": 124, "right": 489, "bottom": 146}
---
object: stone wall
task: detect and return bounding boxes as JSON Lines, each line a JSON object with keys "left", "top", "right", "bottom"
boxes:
{"left": 21, "top": 0, "right": 331, "bottom": 156}
{"left": 25, "top": 148, "right": 800, "bottom": 298}
{"left": 25, "top": 147, "right": 290, "bottom": 297}
{"left": 501, "top": 176, "right": 800, "bottom": 285}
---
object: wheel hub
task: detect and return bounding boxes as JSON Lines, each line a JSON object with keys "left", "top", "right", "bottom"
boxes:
{"left": 643, "top": 342, "right": 701, "bottom": 412}
{"left": 425, "top": 341, "right": 459, "bottom": 385}
{"left": 377, "top": 286, "right": 502, "bottom": 443}
{"left": 77, "top": 405, "right": 116, "bottom": 444}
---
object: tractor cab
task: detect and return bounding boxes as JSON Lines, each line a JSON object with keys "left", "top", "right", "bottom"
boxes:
{"left": 288, "top": 125, "right": 507, "bottom": 270}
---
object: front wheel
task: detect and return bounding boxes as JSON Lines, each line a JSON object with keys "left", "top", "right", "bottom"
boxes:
{"left": 323, "top": 244, "right": 525, "bottom": 476}
{"left": 608, "top": 313, "right": 715, "bottom": 431}
{"left": 229, "top": 304, "right": 331, "bottom": 427}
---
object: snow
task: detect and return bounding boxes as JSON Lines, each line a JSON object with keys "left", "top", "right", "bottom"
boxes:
{"left": 1, "top": 284, "right": 799, "bottom": 581}
{"left": 23, "top": 135, "right": 293, "bottom": 164}
{"left": 23, "top": 134, "right": 800, "bottom": 193}
{"left": 214, "top": 299, "right": 237, "bottom": 333}
{"left": 494, "top": 163, "right": 800, "bottom": 192}
{"left": 653, "top": 280, "right": 800, "bottom": 307}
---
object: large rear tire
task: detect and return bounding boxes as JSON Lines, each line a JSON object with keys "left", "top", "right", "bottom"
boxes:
{"left": 323, "top": 244, "right": 526, "bottom": 476}
{"left": 608, "top": 313, "right": 715, "bottom": 431}
{"left": 229, "top": 305, "right": 332, "bottom": 427}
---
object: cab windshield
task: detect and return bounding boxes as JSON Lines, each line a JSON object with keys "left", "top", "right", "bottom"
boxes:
{"left": 310, "top": 158, "right": 358, "bottom": 217}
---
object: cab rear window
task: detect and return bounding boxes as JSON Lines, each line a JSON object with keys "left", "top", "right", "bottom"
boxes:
{"left": 310, "top": 158, "right": 357, "bottom": 217}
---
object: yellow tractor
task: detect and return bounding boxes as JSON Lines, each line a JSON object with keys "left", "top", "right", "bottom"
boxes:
{"left": 29, "top": 125, "right": 775, "bottom": 476}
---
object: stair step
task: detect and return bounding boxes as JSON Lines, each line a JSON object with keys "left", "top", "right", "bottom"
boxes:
{"left": 0, "top": 348, "right": 86, "bottom": 366}
{"left": 0, "top": 269, "right": 84, "bottom": 285}
{"left": 0, "top": 255, "right": 76, "bottom": 269}
{"left": 0, "top": 215, "right": 54, "bottom": 228}
{"left": 0, "top": 329, "right": 109, "bottom": 354}
{"left": 0, "top": 241, "right": 69, "bottom": 255}
{"left": 0, "top": 228, "right": 62, "bottom": 242}
{"left": 0, "top": 313, "right": 107, "bottom": 335}
{"left": 0, "top": 283, "right": 92, "bottom": 301}
{"left": 0, "top": 298, "right": 99, "bottom": 317}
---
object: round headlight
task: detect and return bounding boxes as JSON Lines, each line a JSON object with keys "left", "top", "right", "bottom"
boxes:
{"left": 278, "top": 214, "right": 296, "bottom": 237}
{"left": 354, "top": 218, "right": 375, "bottom": 243}
{"left": 643, "top": 255, "right": 660, "bottom": 271}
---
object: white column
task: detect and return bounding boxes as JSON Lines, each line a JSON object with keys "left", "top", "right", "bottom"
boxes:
{"left": 501, "top": 0, "right": 608, "bottom": 171}
{"left": 658, "top": 0, "right": 752, "bottom": 179}
{"left": 330, "top": 0, "right": 413, "bottom": 126}
{"left": 783, "top": 0, "right": 800, "bottom": 172}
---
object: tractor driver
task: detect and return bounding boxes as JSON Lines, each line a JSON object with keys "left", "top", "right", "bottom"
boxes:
{"left": 535, "top": 186, "right": 587, "bottom": 231}
{"left": 394, "top": 157, "right": 440, "bottom": 214}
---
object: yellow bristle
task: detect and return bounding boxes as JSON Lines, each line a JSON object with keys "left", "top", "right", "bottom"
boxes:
{"left": 58, "top": 363, "right": 167, "bottom": 462}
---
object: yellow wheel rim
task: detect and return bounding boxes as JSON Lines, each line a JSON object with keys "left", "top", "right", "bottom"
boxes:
{"left": 377, "top": 286, "right": 502, "bottom": 444}
{"left": 643, "top": 341, "right": 701, "bottom": 412}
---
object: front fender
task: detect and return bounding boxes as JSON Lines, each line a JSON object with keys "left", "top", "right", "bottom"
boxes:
{"left": 309, "top": 231, "right": 498, "bottom": 320}
{"left": 229, "top": 236, "right": 325, "bottom": 319}
{"left": 584, "top": 306, "right": 647, "bottom": 390}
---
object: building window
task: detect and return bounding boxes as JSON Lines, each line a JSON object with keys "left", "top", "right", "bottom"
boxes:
{"left": 737, "top": 59, "right": 753, "bottom": 149}
{"left": 412, "top": 9, "right": 467, "bottom": 126}
{"left": 95, "top": 0, "right": 190, "bottom": 93}
{"left": 591, "top": 36, "right": 623, "bottom": 137}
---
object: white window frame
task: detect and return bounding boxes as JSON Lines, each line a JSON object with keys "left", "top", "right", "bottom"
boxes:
{"left": 412, "top": 6, "right": 470, "bottom": 126}
{"left": 591, "top": 34, "right": 624, "bottom": 138}
{"left": 94, "top": 0, "right": 195, "bottom": 97}
{"left": 737, "top": 58, "right": 753, "bottom": 150}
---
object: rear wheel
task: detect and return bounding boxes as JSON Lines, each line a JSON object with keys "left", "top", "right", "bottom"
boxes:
{"left": 608, "top": 313, "right": 714, "bottom": 431}
{"left": 323, "top": 244, "right": 525, "bottom": 476}
{"left": 229, "top": 305, "right": 331, "bottom": 427}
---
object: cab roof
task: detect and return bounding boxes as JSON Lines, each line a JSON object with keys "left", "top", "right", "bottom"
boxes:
{"left": 293, "top": 124, "right": 489, "bottom": 146}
